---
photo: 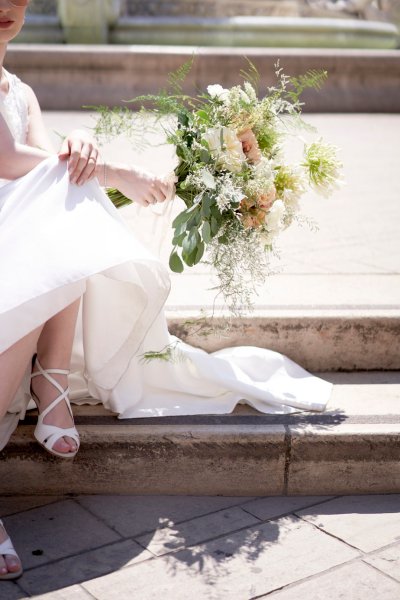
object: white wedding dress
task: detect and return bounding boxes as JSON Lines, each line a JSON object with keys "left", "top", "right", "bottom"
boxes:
{"left": 0, "top": 70, "right": 333, "bottom": 450}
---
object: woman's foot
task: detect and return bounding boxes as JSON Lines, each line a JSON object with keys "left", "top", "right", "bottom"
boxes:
{"left": 0, "top": 521, "right": 22, "bottom": 580}
{"left": 31, "top": 356, "right": 79, "bottom": 456}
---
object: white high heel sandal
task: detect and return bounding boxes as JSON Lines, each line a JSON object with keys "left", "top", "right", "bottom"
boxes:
{"left": 0, "top": 520, "right": 23, "bottom": 581}
{"left": 30, "top": 356, "right": 80, "bottom": 459}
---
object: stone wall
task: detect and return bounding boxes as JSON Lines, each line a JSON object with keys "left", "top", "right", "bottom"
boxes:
{"left": 26, "top": 0, "right": 56, "bottom": 14}
{"left": 124, "top": 0, "right": 300, "bottom": 17}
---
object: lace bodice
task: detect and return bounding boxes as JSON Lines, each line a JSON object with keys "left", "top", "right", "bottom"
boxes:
{"left": 0, "top": 69, "right": 29, "bottom": 188}
{"left": 0, "top": 68, "right": 29, "bottom": 143}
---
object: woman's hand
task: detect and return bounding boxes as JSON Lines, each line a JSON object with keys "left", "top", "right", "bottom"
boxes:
{"left": 58, "top": 129, "right": 100, "bottom": 185}
{"left": 112, "top": 164, "right": 176, "bottom": 207}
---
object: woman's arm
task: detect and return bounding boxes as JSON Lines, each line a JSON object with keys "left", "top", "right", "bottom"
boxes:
{"left": 24, "top": 83, "right": 99, "bottom": 184}
{"left": 0, "top": 111, "right": 50, "bottom": 179}
{"left": 0, "top": 84, "right": 95, "bottom": 180}
{"left": 0, "top": 84, "right": 174, "bottom": 204}
{"left": 94, "top": 161, "right": 175, "bottom": 207}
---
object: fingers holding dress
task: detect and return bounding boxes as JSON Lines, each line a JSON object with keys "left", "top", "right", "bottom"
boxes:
{"left": 58, "top": 130, "right": 100, "bottom": 185}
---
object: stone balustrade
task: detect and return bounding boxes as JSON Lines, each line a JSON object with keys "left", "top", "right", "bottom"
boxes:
{"left": 18, "top": 0, "right": 398, "bottom": 47}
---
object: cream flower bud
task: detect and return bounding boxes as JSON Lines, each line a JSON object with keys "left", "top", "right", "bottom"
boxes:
{"left": 207, "top": 84, "right": 230, "bottom": 104}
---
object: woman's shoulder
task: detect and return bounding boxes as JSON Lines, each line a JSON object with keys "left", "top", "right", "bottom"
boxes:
{"left": 4, "top": 69, "right": 34, "bottom": 100}
{"left": 3, "top": 68, "right": 23, "bottom": 89}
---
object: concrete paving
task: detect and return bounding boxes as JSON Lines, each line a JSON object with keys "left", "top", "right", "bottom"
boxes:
{"left": 1, "top": 493, "right": 400, "bottom": 599}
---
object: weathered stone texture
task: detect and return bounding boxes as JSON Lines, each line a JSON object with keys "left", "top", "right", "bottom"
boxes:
{"left": 125, "top": 0, "right": 300, "bottom": 17}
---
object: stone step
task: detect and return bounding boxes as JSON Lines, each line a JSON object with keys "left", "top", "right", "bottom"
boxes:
{"left": 1, "top": 372, "right": 399, "bottom": 496}
{"left": 5, "top": 45, "right": 400, "bottom": 112}
{"left": 166, "top": 309, "right": 400, "bottom": 371}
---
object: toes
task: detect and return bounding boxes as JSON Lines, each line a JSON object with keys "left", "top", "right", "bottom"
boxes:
{"left": 52, "top": 436, "right": 78, "bottom": 455}
{"left": 5, "top": 555, "right": 21, "bottom": 573}
{"left": 0, "top": 555, "right": 7, "bottom": 576}
{"left": 0, "top": 554, "right": 21, "bottom": 575}
{"left": 64, "top": 436, "right": 78, "bottom": 452}
{"left": 52, "top": 438, "right": 72, "bottom": 454}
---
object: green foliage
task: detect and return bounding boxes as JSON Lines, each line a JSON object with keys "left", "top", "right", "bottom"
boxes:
{"left": 287, "top": 70, "right": 328, "bottom": 103}
{"left": 167, "top": 55, "right": 195, "bottom": 95}
{"left": 239, "top": 57, "right": 260, "bottom": 94}
{"left": 139, "top": 341, "right": 181, "bottom": 363}
{"left": 106, "top": 188, "right": 132, "bottom": 208}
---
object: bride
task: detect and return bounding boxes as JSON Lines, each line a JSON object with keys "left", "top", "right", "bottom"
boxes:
{"left": 0, "top": 0, "right": 332, "bottom": 581}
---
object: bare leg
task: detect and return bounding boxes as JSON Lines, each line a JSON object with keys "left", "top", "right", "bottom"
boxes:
{"left": 0, "top": 326, "right": 43, "bottom": 422}
{"left": 0, "top": 300, "right": 80, "bottom": 577}
{"left": 31, "top": 298, "right": 81, "bottom": 454}
{"left": 0, "top": 326, "right": 43, "bottom": 577}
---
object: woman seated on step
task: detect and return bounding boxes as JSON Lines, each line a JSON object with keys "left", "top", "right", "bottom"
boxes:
{"left": 0, "top": 0, "right": 174, "bottom": 580}
{"left": 0, "top": 0, "right": 332, "bottom": 581}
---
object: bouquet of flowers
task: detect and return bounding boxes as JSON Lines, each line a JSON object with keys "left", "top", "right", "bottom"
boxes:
{"left": 97, "top": 58, "right": 342, "bottom": 314}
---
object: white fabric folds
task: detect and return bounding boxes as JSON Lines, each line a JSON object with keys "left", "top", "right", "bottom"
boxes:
{"left": 0, "top": 156, "right": 333, "bottom": 450}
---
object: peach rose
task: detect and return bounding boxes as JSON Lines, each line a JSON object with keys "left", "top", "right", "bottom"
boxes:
{"left": 237, "top": 128, "right": 262, "bottom": 164}
{"left": 257, "top": 186, "right": 277, "bottom": 212}
{"left": 239, "top": 197, "right": 265, "bottom": 230}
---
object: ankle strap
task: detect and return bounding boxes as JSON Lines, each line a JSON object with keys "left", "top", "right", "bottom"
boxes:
{"left": 30, "top": 357, "right": 72, "bottom": 420}
{"left": 31, "top": 357, "right": 69, "bottom": 379}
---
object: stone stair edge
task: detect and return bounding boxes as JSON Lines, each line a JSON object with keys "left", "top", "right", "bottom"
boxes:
{"left": 4, "top": 418, "right": 400, "bottom": 496}
{"left": 3, "top": 373, "right": 399, "bottom": 495}
{"left": 8, "top": 43, "right": 400, "bottom": 57}
{"left": 165, "top": 308, "right": 400, "bottom": 318}
{"left": 5, "top": 44, "right": 400, "bottom": 112}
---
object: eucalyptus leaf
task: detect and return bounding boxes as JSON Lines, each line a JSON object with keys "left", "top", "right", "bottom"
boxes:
{"left": 211, "top": 216, "right": 220, "bottom": 236}
{"left": 201, "top": 194, "right": 213, "bottom": 218}
{"left": 182, "top": 228, "right": 198, "bottom": 256}
{"left": 169, "top": 251, "right": 184, "bottom": 273}
{"left": 194, "top": 240, "right": 205, "bottom": 264}
{"left": 182, "top": 244, "right": 198, "bottom": 267}
{"left": 202, "top": 221, "right": 211, "bottom": 243}
{"left": 172, "top": 231, "right": 186, "bottom": 246}
{"left": 199, "top": 149, "right": 211, "bottom": 164}
{"left": 172, "top": 210, "right": 192, "bottom": 228}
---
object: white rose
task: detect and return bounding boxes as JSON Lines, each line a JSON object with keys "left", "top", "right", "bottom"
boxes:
{"left": 207, "top": 84, "right": 230, "bottom": 104}
{"left": 266, "top": 199, "right": 285, "bottom": 233}
{"left": 203, "top": 127, "right": 246, "bottom": 173}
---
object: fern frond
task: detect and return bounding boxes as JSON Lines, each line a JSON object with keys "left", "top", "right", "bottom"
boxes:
{"left": 167, "top": 55, "right": 195, "bottom": 95}
{"left": 288, "top": 69, "right": 328, "bottom": 101}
